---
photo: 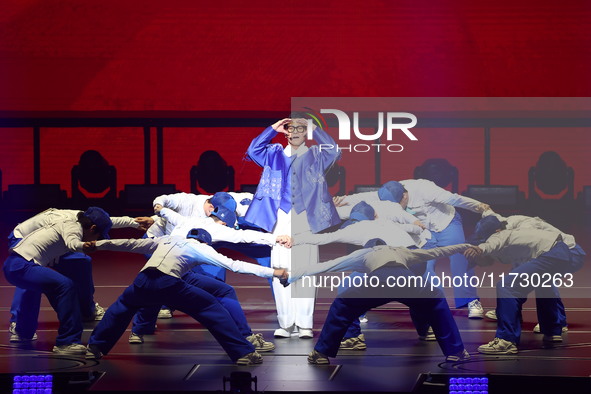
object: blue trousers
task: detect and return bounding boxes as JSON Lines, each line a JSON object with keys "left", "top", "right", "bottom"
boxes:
{"left": 342, "top": 259, "right": 431, "bottom": 339}
{"left": 315, "top": 265, "right": 465, "bottom": 358}
{"left": 496, "top": 243, "right": 585, "bottom": 344}
{"left": 89, "top": 269, "right": 255, "bottom": 362}
{"left": 424, "top": 212, "right": 478, "bottom": 308}
{"left": 8, "top": 233, "right": 97, "bottom": 324}
{"left": 3, "top": 254, "right": 84, "bottom": 346}
{"left": 133, "top": 270, "right": 253, "bottom": 338}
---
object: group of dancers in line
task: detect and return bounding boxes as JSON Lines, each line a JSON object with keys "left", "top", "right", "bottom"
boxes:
{"left": 3, "top": 117, "right": 586, "bottom": 365}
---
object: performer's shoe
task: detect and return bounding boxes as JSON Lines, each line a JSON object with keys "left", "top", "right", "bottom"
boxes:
{"left": 418, "top": 327, "right": 436, "bottom": 341}
{"left": 157, "top": 308, "right": 173, "bottom": 319}
{"left": 543, "top": 334, "right": 563, "bottom": 343}
{"left": 52, "top": 344, "right": 87, "bottom": 356}
{"left": 298, "top": 328, "right": 313, "bottom": 339}
{"left": 339, "top": 334, "right": 366, "bottom": 350}
{"left": 468, "top": 300, "right": 484, "bottom": 319}
{"left": 478, "top": 338, "right": 518, "bottom": 354}
{"left": 534, "top": 323, "right": 568, "bottom": 333}
{"left": 94, "top": 303, "right": 106, "bottom": 321}
{"left": 85, "top": 344, "right": 103, "bottom": 360}
{"left": 246, "top": 333, "right": 274, "bottom": 352}
{"left": 128, "top": 332, "right": 144, "bottom": 344}
{"left": 446, "top": 349, "right": 471, "bottom": 362}
{"left": 9, "top": 322, "right": 37, "bottom": 342}
{"left": 273, "top": 326, "right": 294, "bottom": 338}
{"left": 307, "top": 349, "right": 330, "bottom": 365}
{"left": 485, "top": 309, "right": 497, "bottom": 320}
{"left": 359, "top": 314, "right": 368, "bottom": 323}
{"left": 236, "top": 351, "right": 263, "bottom": 366}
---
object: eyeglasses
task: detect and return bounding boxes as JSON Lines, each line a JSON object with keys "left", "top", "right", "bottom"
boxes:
{"left": 284, "top": 125, "right": 307, "bottom": 134}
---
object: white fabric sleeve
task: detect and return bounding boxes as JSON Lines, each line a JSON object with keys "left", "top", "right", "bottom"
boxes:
{"left": 374, "top": 201, "right": 418, "bottom": 224}
{"left": 61, "top": 221, "right": 85, "bottom": 252}
{"left": 394, "top": 243, "right": 473, "bottom": 267}
{"left": 478, "top": 231, "right": 509, "bottom": 255}
{"left": 210, "top": 224, "right": 276, "bottom": 245}
{"left": 159, "top": 207, "right": 188, "bottom": 228}
{"left": 289, "top": 248, "right": 372, "bottom": 283}
{"left": 192, "top": 244, "right": 275, "bottom": 278}
{"left": 294, "top": 227, "right": 359, "bottom": 246}
{"left": 153, "top": 193, "right": 190, "bottom": 211}
{"left": 343, "top": 192, "right": 380, "bottom": 206}
{"left": 110, "top": 216, "right": 140, "bottom": 229}
{"left": 421, "top": 181, "right": 483, "bottom": 212}
{"left": 95, "top": 238, "right": 160, "bottom": 255}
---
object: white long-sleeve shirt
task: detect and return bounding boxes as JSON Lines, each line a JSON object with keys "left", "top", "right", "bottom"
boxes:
{"left": 337, "top": 198, "right": 418, "bottom": 225}
{"left": 159, "top": 207, "right": 277, "bottom": 246}
{"left": 10, "top": 219, "right": 86, "bottom": 266}
{"left": 477, "top": 228, "right": 563, "bottom": 267}
{"left": 95, "top": 236, "right": 274, "bottom": 279}
{"left": 149, "top": 192, "right": 255, "bottom": 237}
{"left": 294, "top": 219, "right": 420, "bottom": 248}
{"left": 12, "top": 208, "right": 139, "bottom": 239}
{"left": 343, "top": 180, "right": 484, "bottom": 232}
{"left": 290, "top": 243, "right": 472, "bottom": 282}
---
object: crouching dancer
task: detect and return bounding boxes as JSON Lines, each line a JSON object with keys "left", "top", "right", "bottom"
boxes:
{"left": 285, "top": 241, "right": 474, "bottom": 364}
{"left": 84, "top": 229, "right": 290, "bottom": 365}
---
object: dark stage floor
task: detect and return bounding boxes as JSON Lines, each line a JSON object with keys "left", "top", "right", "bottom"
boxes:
{"left": 0, "top": 215, "right": 590, "bottom": 393}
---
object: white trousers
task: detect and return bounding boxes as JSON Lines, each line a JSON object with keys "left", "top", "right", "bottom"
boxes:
{"left": 271, "top": 209, "right": 317, "bottom": 329}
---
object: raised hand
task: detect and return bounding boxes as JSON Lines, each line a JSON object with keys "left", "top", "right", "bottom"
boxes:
{"left": 271, "top": 118, "right": 292, "bottom": 133}
{"left": 332, "top": 195, "right": 349, "bottom": 207}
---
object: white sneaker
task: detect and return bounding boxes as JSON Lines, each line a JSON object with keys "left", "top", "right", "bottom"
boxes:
{"left": 128, "top": 332, "right": 144, "bottom": 344}
{"left": 485, "top": 309, "right": 497, "bottom": 320}
{"left": 468, "top": 300, "right": 484, "bottom": 319}
{"left": 9, "top": 322, "right": 37, "bottom": 342}
{"left": 477, "top": 338, "right": 518, "bottom": 354}
{"left": 533, "top": 323, "right": 568, "bottom": 333}
{"left": 359, "top": 314, "right": 368, "bottom": 323}
{"left": 157, "top": 308, "right": 173, "bottom": 319}
{"left": 274, "top": 326, "right": 294, "bottom": 338}
{"left": 52, "top": 344, "right": 87, "bottom": 355}
{"left": 94, "top": 303, "right": 106, "bottom": 321}
{"left": 298, "top": 328, "right": 313, "bottom": 339}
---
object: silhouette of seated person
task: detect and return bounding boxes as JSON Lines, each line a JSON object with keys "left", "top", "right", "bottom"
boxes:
{"left": 414, "top": 158, "right": 459, "bottom": 193}
{"left": 190, "top": 150, "right": 235, "bottom": 194}
{"left": 71, "top": 150, "right": 117, "bottom": 205}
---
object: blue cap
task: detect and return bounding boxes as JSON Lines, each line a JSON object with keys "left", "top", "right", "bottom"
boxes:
{"left": 186, "top": 228, "right": 213, "bottom": 245}
{"left": 210, "top": 192, "right": 237, "bottom": 212}
{"left": 350, "top": 201, "right": 375, "bottom": 222}
{"left": 364, "top": 238, "right": 387, "bottom": 248}
{"left": 83, "top": 207, "right": 112, "bottom": 240}
{"left": 211, "top": 206, "right": 237, "bottom": 228}
{"left": 378, "top": 181, "right": 405, "bottom": 203}
{"left": 340, "top": 201, "right": 375, "bottom": 229}
{"left": 469, "top": 216, "right": 503, "bottom": 245}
